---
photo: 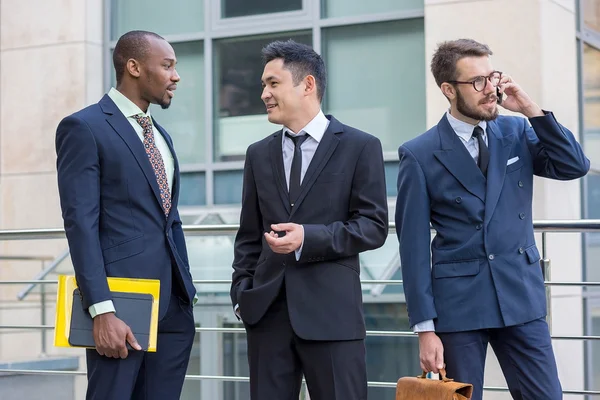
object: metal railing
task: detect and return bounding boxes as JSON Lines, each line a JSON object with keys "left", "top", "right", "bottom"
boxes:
{"left": 0, "top": 220, "right": 598, "bottom": 396}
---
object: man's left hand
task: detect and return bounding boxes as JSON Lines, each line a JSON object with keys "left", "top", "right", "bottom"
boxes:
{"left": 264, "top": 223, "right": 303, "bottom": 254}
{"left": 497, "top": 74, "right": 544, "bottom": 118}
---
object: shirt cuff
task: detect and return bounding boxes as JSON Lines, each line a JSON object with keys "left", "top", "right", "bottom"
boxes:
{"left": 294, "top": 225, "right": 304, "bottom": 261}
{"left": 89, "top": 300, "right": 116, "bottom": 318}
{"left": 193, "top": 293, "right": 199, "bottom": 306}
{"left": 234, "top": 304, "right": 241, "bottom": 320}
{"left": 412, "top": 319, "right": 435, "bottom": 333}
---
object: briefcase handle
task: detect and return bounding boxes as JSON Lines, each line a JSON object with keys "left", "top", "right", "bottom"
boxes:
{"left": 418, "top": 369, "right": 454, "bottom": 383}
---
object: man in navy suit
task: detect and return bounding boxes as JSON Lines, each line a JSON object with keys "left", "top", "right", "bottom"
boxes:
{"left": 395, "top": 38, "right": 589, "bottom": 400}
{"left": 230, "top": 40, "right": 388, "bottom": 400}
{"left": 56, "top": 31, "right": 196, "bottom": 400}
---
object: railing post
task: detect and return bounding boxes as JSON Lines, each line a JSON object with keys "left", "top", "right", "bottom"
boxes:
{"left": 541, "top": 232, "right": 552, "bottom": 334}
{"left": 40, "top": 261, "right": 47, "bottom": 357}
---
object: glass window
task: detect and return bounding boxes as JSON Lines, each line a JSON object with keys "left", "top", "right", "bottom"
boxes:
{"left": 215, "top": 170, "right": 244, "bottom": 204}
{"left": 179, "top": 172, "right": 206, "bottom": 206}
{"left": 584, "top": 0, "right": 600, "bottom": 33}
{"left": 364, "top": 303, "right": 419, "bottom": 400}
{"left": 323, "top": 0, "right": 423, "bottom": 19}
{"left": 150, "top": 42, "right": 206, "bottom": 165}
{"left": 222, "top": 0, "right": 302, "bottom": 19}
{"left": 384, "top": 162, "right": 399, "bottom": 197}
{"left": 111, "top": 0, "right": 204, "bottom": 40}
{"left": 322, "top": 20, "right": 426, "bottom": 153}
{"left": 214, "top": 32, "right": 312, "bottom": 162}
{"left": 223, "top": 324, "right": 250, "bottom": 399}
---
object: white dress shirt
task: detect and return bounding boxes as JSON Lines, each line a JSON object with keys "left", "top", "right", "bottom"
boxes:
{"left": 412, "top": 111, "right": 488, "bottom": 333}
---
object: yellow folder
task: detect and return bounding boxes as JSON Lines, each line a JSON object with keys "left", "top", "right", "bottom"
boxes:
{"left": 54, "top": 275, "right": 160, "bottom": 352}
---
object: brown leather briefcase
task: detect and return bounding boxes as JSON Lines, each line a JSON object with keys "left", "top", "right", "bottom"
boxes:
{"left": 395, "top": 369, "right": 473, "bottom": 400}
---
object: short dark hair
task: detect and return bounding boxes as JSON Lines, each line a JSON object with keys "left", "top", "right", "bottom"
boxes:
{"left": 430, "top": 39, "right": 493, "bottom": 87}
{"left": 113, "top": 30, "right": 165, "bottom": 86}
{"left": 262, "top": 40, "right": 327, "bottom": 101}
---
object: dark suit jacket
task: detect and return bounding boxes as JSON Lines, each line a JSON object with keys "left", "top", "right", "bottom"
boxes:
{"left": 56, "top": 94, "right": 196, "bottom": 320}
{"left": 395, "top": 112, "right": 589, "bottom": 332}
{"left": 231, "top": 115, "right": 388, "bottom": 341}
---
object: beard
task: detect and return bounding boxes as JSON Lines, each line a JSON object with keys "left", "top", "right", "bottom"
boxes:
{"left": 456, "top": 90, "right": 499, "bottom": 121}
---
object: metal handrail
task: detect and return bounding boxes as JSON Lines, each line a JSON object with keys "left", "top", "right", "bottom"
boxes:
{"left": 1, "top": 221, "right": 600, "bottom": 396}
{"left": 3, "top": 324, "right": 600, "bottom": 342}
{"left": 1, "top": 219, "right": 600, "bottom": 240}
{"left": 17, "top": 249, "right": 70, "bottom": 300}
{"left": 0, "top": 369, "right": 597, "bottom": 395}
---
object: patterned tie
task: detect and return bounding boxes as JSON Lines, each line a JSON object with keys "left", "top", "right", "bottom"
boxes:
{"left": 133, "top": 114, "right": 171, "bottom": 217}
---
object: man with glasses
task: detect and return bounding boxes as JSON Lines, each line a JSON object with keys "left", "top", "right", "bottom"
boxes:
{"left": 395, "top": 38, "right": 589, "bottom": 399}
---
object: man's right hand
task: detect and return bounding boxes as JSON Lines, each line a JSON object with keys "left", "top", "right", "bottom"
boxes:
{"left": 418, "top": 331, "right": 444, "bottom": 373}
{"left": 92, "top": 313, "right": 141, "bottom": 358}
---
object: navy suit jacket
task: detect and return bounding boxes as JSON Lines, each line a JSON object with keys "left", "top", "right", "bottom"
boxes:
{"left": 230, "top": 116, "right": 388, "bottom": 341}
{"left": 395, "top": 112, "right": 589, "bottom": 332}
{"left": 56, "top": 95, "right": 196, "bottom": 319}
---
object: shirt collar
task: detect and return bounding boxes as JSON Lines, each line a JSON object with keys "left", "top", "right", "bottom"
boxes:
{"left": 282, "top": 110, "right": 329, "bottom": 143}
{"left": 445, "top": 110, "right": 487, "bottom": 142}
{"left": 108, "top": 87, "right": 152, "bottom": 120}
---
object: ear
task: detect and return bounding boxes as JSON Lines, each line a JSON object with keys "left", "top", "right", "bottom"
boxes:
{"left": 304, "top": 75, "right": 317, "bottom": 97}
{"left": 126, "top": 58, "right": 141, "bottom": 79}
{"left": 441, "top": 82, "right": 456, "bottom": 101}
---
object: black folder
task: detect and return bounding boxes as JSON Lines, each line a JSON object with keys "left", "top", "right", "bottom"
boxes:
{"left": 68, "top": 288, "right": 153, "bottom": 351}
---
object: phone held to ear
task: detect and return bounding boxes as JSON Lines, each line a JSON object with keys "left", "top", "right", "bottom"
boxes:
{"left": 496, "top": 87, "right": 502, "bottom": 105}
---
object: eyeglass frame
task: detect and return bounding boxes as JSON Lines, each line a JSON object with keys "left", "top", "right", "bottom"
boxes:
{"left": 446, "top": 71, "right": 503, "bottom": 92}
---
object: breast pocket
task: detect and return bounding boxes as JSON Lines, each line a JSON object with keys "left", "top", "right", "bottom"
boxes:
{"left": 102, "top": 235, "right": 145, "bottom": 264}
{"left": 315, "top": 172, "right": 345, "bottom": 184}
{"left": 506, "top": 157, "right": 523, "bottom": 173}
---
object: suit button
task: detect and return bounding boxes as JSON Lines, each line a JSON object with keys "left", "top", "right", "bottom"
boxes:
{"left": 455, "top": 197, "right": 462, "bottom": 204}
{"left": 518, "top": 247, "right": 524, "bottom": 254}
{"left": 476, "top": 224, "right": 482, "bottom": 230}
{"left": 518, "top": 181, "right": 524, "bottom": 188}
{"left": 519, "top": 212, "right": 525, "bottom": 219}
{"left": 488, "top": 254, "right": 495, "bottom": 260}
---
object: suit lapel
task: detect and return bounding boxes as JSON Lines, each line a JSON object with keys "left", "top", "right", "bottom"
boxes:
{"left": 154, "top": 120, "right": 179, "bottom": 228}
{"left": 433, "top": 115, "right": 486, "bottom": 202}
{"left": 484, "top": 121, "right": 514, "bottom": 223}
{"left": 100, "top": 95, "right": 164, "bottom": 212}
{"left": 268, "top": 131, "right": 291, "bottom": 214}
{"left": 289, "top": 116, "right": 341, "bottom": 218}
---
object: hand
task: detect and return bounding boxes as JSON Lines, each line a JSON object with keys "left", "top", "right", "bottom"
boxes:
{"left": 497, "top": 74, "right": 543, "bottom": 118}
{"left": 418, "top": 331, "right": 444, "bottom": 373}
{"left": 93, "top": 313, "right": 141, "bottom": 358}
{"left": 264, "top": 223, "right": 304, "bottom": 254}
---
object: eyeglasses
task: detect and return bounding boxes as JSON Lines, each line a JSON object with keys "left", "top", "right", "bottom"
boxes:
{"left": 447, "top": 71, "right": 502, "bottom": 92}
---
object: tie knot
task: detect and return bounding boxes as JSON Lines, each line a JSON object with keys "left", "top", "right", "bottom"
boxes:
{"left": 286, "top": 132, "right": 309, "bottom": 148}
{"left": 472, "top": 126, "right": 484, "bottom": 138}
{"left": 133, "top": 114, "right": 152, "bottom": 130}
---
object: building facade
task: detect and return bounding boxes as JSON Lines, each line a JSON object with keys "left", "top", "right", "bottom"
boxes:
{"left": 0, "top": 0, "right": 597, "bottom": 399}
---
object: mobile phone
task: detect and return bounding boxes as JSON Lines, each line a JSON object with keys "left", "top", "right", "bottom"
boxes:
{"left": 496, "top": 87, "right": 502, "bottom": 105}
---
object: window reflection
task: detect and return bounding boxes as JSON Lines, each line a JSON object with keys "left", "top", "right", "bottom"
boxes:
{"left": 214, "top": 32, "right": 312, "bottom": 162}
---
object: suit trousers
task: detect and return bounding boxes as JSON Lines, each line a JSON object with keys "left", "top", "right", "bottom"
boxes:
{"left": 437, "top": 317, "right": 562, "bottom": 400}
{"left": 85, "top": 292, "right": 195, "bottom": 400}
{"left": 245, "top": 287, "right": 367, "bottom": 400}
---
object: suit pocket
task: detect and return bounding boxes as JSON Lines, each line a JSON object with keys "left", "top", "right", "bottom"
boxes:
{"left": 506, "top": 157, "right": 523, "bottom": 173}
{"left": 433, "top": 259, "right": 480, "bottom": 279}
{"left": 525, "top": 244, "right": 541, "bottom": 264}
{"left": 316, "top": 172, "right": 345, "bottom": 184}
{"left": 102, "top": 235, "right": 145, "bottom": 264}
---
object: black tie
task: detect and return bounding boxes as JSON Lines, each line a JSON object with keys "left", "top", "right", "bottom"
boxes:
{"left": 472, "top": 126, "right": 489, "bottom": 177}
{"left": 286, "top": 132, "right": 309, "bottom": 207}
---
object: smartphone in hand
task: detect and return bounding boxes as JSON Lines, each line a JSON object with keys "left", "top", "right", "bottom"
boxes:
{"left": 496, "top": 87, "right": 502, "bottom": 105}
